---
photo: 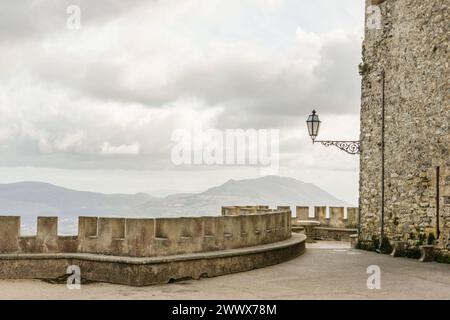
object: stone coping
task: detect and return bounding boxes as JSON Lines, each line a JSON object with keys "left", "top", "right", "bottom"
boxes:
{"left": 295, "top": 220, "right": 321, "bottom": 226}
{"left": 0, "top": 234, "right": 306, "bottom": 265}
{"left": 313, "top": 227, "right": 358, "bottom": 232}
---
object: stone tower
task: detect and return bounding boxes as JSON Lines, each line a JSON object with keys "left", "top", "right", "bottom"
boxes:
{"left": 359, "top": 0, "right": 449, "bottom": 248}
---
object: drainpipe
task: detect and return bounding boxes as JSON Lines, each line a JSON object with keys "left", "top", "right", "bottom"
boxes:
{"left": 379, "top": 70, "right": 386, "bottom": 251}
{"left": 436, "top": 166, "right": 440, "bottom": 239}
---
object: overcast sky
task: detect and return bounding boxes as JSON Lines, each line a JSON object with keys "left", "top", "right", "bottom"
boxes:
{"left": 0, "top": 0, "right": 365, "bottom": 204}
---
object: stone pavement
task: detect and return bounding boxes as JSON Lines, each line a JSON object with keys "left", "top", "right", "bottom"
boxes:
{"left": 0, "top": 242, "right": 449, "bottom": 300}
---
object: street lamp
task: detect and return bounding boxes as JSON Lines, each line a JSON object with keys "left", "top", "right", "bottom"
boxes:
{"left": 306, "top": 110, "right": 361, "bottom": 155}
{"left": 306, "top": 110, "right": 321, "bottom": 142}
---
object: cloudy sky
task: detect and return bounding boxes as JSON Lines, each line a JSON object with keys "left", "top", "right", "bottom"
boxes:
{"left": 0, "top": 0, "right": 365, "bottom": 204}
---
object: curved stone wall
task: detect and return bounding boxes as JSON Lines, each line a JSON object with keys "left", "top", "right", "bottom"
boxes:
{"left": 0, "top": 209, "right": 292, "bottom": 257}
{"left": 0, "top": 207, "right": 303, "bottom": 286}
{"left": 0, "top": 234, "right": 305, "bottom": 286}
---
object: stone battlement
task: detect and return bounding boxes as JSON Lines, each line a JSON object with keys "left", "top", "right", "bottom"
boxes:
{"left": 0, "top": 208, "right": 291, "bottom": 257}
{"left": 221, "top": 205, "right": 359, "bottom": 242}
{"left": 295, "top": 206, "right": 359, "bottom": 229}
{"left": 293, "top": 206, "right": 359, "bottom": 242}
{"left": 222, "top": 205, "right": 359, "bottom": 228}
{"left": 0, "top": 207, "right": 304, "bottom": 286}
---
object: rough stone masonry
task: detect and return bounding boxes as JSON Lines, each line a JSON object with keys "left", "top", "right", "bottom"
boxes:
{"left": 359, "top": 0, "right": 449, "bottom": 248}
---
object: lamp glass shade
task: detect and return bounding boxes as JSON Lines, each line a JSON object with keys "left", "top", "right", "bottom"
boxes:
{"left": 306, "top": 110, "right": 321, "bottom": 141}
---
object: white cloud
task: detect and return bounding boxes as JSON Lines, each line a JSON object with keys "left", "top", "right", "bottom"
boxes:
{"left": 0, "top": 0, "right": 364, "bottom": 202}
{"left": 101, "top": 142, "right": 141, "bottom": 155}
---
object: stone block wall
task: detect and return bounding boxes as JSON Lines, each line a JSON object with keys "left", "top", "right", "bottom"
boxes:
{"left": 360, "top": 0, "right": 449, "bottom": 248}
{"left": 312, "top": 228, "right": 357, "bottom": 242}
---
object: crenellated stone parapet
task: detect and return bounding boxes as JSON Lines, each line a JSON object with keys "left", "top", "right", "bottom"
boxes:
{"left": 295, "top": 206, "right": 358, "bottom": 229}
{"left": 0, "top": 208, "right": 292, "bottom": 257}
{"left": 0, "top": 207, "right": 303, "bottom": 286}
{"left": 292, "top": 206, "right": 359, "bottom": 241}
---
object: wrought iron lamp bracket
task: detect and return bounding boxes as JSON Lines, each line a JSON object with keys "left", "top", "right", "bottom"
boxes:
{"left": 314, "top": 140, "right": 361, "bottom": 155}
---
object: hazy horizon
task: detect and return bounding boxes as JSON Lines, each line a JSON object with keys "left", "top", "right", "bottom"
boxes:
{"left": 0, "top": 170, "right": 358, "bottom": 205}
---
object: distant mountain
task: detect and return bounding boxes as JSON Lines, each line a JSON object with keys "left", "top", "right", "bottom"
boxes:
{"left": 144, "top": 189, "right": 193, "bottom": 198}
{"left": 136, "top": 175, "right": 349, "bottom": 217}
{"left": 0, "top": 176, "right": 349, "bottom": 234}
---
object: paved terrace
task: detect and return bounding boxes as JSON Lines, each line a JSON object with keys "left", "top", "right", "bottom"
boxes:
{"left": 1, "top": 242, "right": 449, "bottom": 300}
